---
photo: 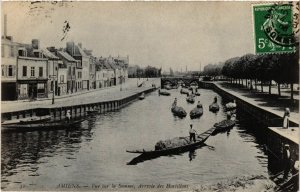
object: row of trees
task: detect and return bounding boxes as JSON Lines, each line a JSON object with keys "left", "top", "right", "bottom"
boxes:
{"left": 128, "top": 65, "right": 162, "bottom": 78}
{"left": 201, "top": 63, "right": 224, "bottom": 79}
{"left": 222, "top": 52, "right": 299, "bottom": 99}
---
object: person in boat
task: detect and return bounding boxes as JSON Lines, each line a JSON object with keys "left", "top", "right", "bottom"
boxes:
{"left": 226, "top": 112, "right": 232, "bottom": 120}
{"left": 197, "top": 101, "right": 202, "bottom": 108}
{"left": 279, "top": 160, "right": 299, "bottom": 191}
{"left": 66, "top": 110, "right": 71, "bottom": 123}
{"left": 283, "top": 108, "right": 290, "bottom": 129}
{"left": 173, "top": 98, "right": 177, "bottom": 107}
{"left": 213, "top": 96, "right": 217, "bottom": 103}
{"left": 189, "top": 124, "right": 197, "bottom": 142}
{"left": 283, "top": 144, "right": 291, "bottom": 180}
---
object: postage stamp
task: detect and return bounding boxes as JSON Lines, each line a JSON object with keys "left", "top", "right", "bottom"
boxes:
{"left": 252, "top": 2, "right": 298, "bottom": 54}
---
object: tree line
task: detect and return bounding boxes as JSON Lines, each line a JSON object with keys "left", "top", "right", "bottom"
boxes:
{"left": 222, "top": 52, "right": 299, "bottom": 99}
{"left": 128, "top": 65, "right": 162, "bottom": 78}
{"left": 199, "top": 51, "right": 299, "bottom": 99}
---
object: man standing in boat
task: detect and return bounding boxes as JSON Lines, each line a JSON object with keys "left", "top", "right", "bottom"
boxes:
{"left": 173, "top": 98, "right": 177, "bottom": 107}
{"left": 189, "top": 124, "right": 197, "bottom": 142}
{"left": 283, "top": 144, "right": 291, "bottom": 180}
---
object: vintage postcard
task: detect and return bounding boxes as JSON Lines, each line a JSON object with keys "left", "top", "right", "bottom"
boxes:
{"left": 1, "top": 1, "right": 299, "bottom": 191}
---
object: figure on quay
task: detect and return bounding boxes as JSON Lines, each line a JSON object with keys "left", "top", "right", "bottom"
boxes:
{"left": 283, "top": 108, "right": 290, "bottom": 129}
{"left": 66, "top": 110, "right": 71, "bottom": 123}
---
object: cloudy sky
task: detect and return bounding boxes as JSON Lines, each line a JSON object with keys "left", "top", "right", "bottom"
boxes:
{"left": 2, "top": 1, "right": 254, "bottom": 71}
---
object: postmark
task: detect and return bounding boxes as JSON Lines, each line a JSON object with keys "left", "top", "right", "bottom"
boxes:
{"left": 252, "top": 2, "right": 299, "bottom": 54}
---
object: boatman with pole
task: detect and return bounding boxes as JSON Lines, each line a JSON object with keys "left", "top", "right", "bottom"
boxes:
{"left": 189, "top": 124, "right": 197, "bottom": 142}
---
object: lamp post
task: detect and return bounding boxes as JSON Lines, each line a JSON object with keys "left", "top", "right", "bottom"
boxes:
{"left": 51, "top": 62, "right": 56, "bottom": 105}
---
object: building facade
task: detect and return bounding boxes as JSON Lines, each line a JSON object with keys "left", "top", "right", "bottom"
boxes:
{"left": 1, "top": 36, "right": 18, "bottom": 100}
{"left": 17, "top": 56, "right": 48, "bottom": 100}
{"left": 57, "top": 51, "right": 77, "bottom": 94}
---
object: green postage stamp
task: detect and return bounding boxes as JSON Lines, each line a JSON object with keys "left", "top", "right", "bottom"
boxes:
{"left": 252, "top": 2, "right": 299, "bottom": 54}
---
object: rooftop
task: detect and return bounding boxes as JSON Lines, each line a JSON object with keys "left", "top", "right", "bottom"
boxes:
{"left": 57, "top": 51, "right": 77, "bottom": 62}
{"left": 41, "top": 48, "right": 59, "bottom": 60}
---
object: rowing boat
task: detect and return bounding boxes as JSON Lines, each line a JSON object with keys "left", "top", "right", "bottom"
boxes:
{"left": 126, "top": 127, "right": 216, "bottom": 156}
{"left": 209, "top": 103, "right": 220, "bottom": 112}
{"left": 2, "top": 119, "right": 85, "bottom": 131}
{"left": 190, "top": 105, "right": 203, "bottom": 119}
{"left": 186, "top": 95, "right": 195, "bottom": 104}
{"left": 158, "top": 89, "right": 171, "bottom": 96}
{"left": 171, "top": 105, "right": 187, "bottom": 118}
{"left": 1, "top": 115, "right": 52, "bottom": 125}
{"left": 139, "top": 93, "right": 145, "bottom": 100}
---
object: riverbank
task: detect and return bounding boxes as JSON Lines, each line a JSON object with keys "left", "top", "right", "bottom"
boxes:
{"left": 1, "top": 78, "right": 160, "bottom": 122}
{"left": 199, "top": 81, "right": 299, "bottom": 127}
{"left": 1, "top": 78, "right": 160, "bottom": 114}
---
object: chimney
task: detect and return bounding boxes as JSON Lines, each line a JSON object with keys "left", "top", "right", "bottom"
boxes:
{"left": 32, "top": 39, "right": 40, "bottom": 49}
{"left": 4, "top": 14, "right": 7, "bottom": 38}
{"left": 66, "top": 41, "right": 75, "bottom": 56}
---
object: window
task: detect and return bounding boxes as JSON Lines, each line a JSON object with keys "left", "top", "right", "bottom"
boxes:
{"left": 10, "top": 45, "right": 14, "bottom": 57}
{"left": 60, "top": 75, "right": 64, "bottom": 83}
{"left": 39, "top": 67, "right": 43, "bottom": 77}
{"left": 68, "top": 66, "right": 71, "bottom": 75}
{"left": 37, "top": 83, "right": 45, "bottom": 89}
{"left": 8, "top": 65, "right": 13, "bottom": 76}
{"left": 37, "top": 83, "right": 45, "bottom": 93}
{"left": 73, "top": 67, "right": 75, "bottom": 76}
{"left": 31, "top": 67, "right": 35, "bottom": 77}
{"left": 1, "top": 46, "right": 4, "bottom": 57}
{"left": 1, "top": 65, "right": 5, "bottom": 76}
{"left": 23, "top": 66, "right": 27, "bottom": 77}
{"left": 51, "top": 81, "right": 54, "bottom": 91}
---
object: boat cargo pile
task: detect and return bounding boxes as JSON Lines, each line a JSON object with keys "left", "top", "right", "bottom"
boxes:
{"left": 155, "top": 137, "right": 190, "bottom": 150}
{"left": 190, "top": 104, "right": 203, "bottom": 119}
{"left": 171, "top": 106, "right": 187, "bottom": 117}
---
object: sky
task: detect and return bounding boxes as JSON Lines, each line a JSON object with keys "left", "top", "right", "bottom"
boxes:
{"left": 2, "top": 1, "right": 255, "bottom": 71}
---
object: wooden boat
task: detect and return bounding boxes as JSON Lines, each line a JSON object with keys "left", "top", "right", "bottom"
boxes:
{"left": 1, "top": 115, "right": 52, "bottom": 125}
{"left": 164, "top": 85, "right": 172, "bottom": 90}
{"left": 139, "top": 93, "right": 145, "bottom": 100}
{"left": 195, "top": 92, "right": 200, "bottom": 96}
{"left": 158, "top": 89, "right": 170, "bottom": 96}
{"left": 2, "top": 119, "right": 85, "bottom": 130}
{"left": 171, "top": 106, "right": 187, "bottom": 118}
{"left": 209, "top": 103, "right": 220, "bottom": 112}
{"left": 126, "top": 127, "right": 216, "bottom": 156}
{"left": 186, "top": 95, "right": 195, "bottom": 104}
{"left": 180, "top": 89, "right": 189, "bottom": 95}
{"left": 86, "top": 107, "right": 100, "bottom": 115}
{"left": 190, "top": 105, "right": 203, "bottom": 119}
{"left": 226, "top": 101, "right": 237, "bottom": 110}
{"left": 213, "top": 119, "right": 235, "bottom": 132}
{"left": 138, "top": 82, "right": 144, "bottom": 87}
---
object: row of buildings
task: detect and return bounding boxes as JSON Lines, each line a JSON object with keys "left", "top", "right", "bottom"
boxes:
{"left": 1, "top": 34, "right": 128, "bottom": 101}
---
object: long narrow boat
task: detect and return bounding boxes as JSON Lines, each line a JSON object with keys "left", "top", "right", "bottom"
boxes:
{"left": 126, "top": 127, "right": 216, "bottom": 156}
{"left": 1, "top": 115, "right": 52, "bottom": 126}
{"left": 138, "top": 93, "right": 145, "bottom": 100}
{"left": 2, "top": 119, "right": 85, "bottom": 131}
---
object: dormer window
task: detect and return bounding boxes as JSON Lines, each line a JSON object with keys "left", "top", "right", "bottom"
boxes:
{"left": 33, "top": 50, "right": 43, "bottom": 58}
{"left": 18, "top": 48, "right": 27, "bottom": 57}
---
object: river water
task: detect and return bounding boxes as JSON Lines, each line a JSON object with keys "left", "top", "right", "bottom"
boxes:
{"left": 1, "top": 87, "right": 277, "bottom": 190}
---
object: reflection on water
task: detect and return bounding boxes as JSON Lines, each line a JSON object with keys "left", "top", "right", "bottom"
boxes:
{"left": 1, "top": 88, "right": 282, "bottom": 190}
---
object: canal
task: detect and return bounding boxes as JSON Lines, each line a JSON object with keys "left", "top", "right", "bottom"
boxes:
{"left": 1, "top": 87, "right": 279, "bottom": 190}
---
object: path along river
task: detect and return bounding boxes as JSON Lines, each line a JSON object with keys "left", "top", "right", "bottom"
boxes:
{"left": 1, "top": 87, "right": 279, "bottom": 190}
